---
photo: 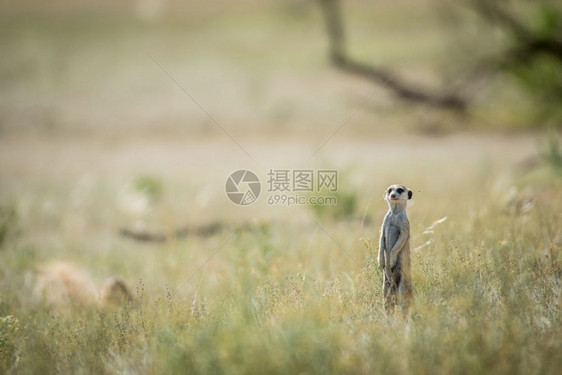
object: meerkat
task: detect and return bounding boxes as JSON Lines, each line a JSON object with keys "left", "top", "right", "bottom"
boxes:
{"left": 378, "top": 184, "right": 413, "bottom": 310}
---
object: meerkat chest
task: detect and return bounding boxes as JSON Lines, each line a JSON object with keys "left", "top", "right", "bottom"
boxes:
{"left": 384, "top": 213, "right": 409, "bottom": 247}
{"left": 384, "top": 224, "right": 401, "bottom": 247}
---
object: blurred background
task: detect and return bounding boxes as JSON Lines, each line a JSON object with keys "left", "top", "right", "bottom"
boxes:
{"left": 1, "top": 0, "right": 561, "bottom": 137}
{"left": 1, "top": 0, "right": 561, "bottom": 280}
{"left": 2, "top": 0, "right": 561, "bottom": 216}
{"left": 2, "top": 0, "right": 562, "bottom": 284}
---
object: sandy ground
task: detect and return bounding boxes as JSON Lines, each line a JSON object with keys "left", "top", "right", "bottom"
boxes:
{"left": 0, "top": 133, "right": 537, "bottom": 180}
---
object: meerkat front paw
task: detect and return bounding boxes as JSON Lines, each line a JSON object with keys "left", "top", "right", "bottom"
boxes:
{"left": 390, "top": 253, "right": 398, "bottom": 269}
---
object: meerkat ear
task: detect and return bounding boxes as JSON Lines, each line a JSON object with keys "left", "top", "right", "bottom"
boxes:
{"left": 408, "top": 190, "right": 413, "bottom": 199}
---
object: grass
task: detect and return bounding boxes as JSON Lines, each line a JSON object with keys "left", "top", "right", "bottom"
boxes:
{"left": 0, "top": 143, "right": 561, "bottom": 373}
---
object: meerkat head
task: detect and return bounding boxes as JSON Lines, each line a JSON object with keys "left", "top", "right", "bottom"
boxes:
{"left": 384, "top": 184, "right": 412, "bottom": 205}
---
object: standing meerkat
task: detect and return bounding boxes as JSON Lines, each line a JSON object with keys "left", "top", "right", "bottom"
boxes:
{"left": 378, "top": 184, "right": 413, "bottom": 310}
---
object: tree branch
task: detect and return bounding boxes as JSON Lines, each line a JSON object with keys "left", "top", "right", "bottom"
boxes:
{"left": 119, "top": 222, "right": 224, "bottom": 243}
{"left": 318, "top": 0, "right": 467, "bottom": 111}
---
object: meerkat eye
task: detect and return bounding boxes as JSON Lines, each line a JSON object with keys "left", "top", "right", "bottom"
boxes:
{"left": 396, "top": 188, "right": 404, "bottom": 194}
{"left": 387, "top": 188, "right": 392, "bottom": 194}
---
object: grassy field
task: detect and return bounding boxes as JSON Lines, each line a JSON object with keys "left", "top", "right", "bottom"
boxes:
{"left": 1, "top": 1, "right": 562, "bottom": 374}
{"left": 1, "top": 134, "right": 560, "bottom": 374}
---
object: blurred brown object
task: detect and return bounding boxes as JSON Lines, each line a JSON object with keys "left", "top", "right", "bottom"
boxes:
{"left": 119, "top": 222, "right": 224, "bottom": 243}
{"left": 100, "top": 277, "right": 133, "bottom": 307}
{"left": 33, "top": 261, "right": 132, "bottom": 313}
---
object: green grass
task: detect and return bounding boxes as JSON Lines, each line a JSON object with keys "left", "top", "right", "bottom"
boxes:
{"left": 0, "top": 154, "right": 561, "bottom": 374}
